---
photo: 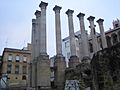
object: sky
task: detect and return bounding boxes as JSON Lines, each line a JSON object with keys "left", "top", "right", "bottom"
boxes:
{"left": 0, "top": 0, "right": 120, "bottom": 57}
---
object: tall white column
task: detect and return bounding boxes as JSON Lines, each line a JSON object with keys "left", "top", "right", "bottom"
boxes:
{"left": 87, "top": 16, "right": 99, "bottom": 53}
{"left": 53, "top": 5, "right": 62, "bottom": 56}
{"left": 31, "top": 19, "right": 36, "bottom": 59}
{"left": 66, "top": 9, "right": 76, "bottom": 56}
{"left": 77, "top": 13, "right": 89, "bottom": 58}
{"left": 39, "top": 1, "right": 48, "bottom": 55}
{"left": 34, "top": 10, "right": 41, "bottom": 57}
{"left": 97, "top": 18, "right": 107, "bottom": 49}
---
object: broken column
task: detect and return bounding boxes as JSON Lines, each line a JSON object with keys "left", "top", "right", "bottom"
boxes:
{"left": 66, "top": 9, "right": 79, "bottom": 68}
{"left": 53, "top": 5, "right": 66, "bottom": 90}
{"left": 97, "top": 18, "right": 108, "bottom": 49}
{"left": 77, "top": 13, "right": 89, "bottom": 59}
{"left": 87, "top": 16, "right": 99, "bottom": 53}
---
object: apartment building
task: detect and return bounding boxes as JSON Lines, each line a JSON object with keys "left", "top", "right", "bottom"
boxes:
{"left": 1, "top": 44, "right": 31, "bottom": 89}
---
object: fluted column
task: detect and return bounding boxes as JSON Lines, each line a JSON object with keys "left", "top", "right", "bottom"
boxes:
{"left": 35, "top": 10, "right": 41, "bottom": 57}
{"left": 31, "top": 19, "right": 36, "bottom": 59}
{"left": 77, "top": 13, "right": 89, "bottom": 58}
{"left": 66, "top": 9, "right": 76, "bottom": 56}
{"left": 87, "top": 16, "right": 99, "bottom": 53}
{"left": 53, "top": 5, "right": 62, "bottom": 56}
{"left": 97, "top": 18, "right": 107, "bottom": 49}
{"left": 39, "top": 1, "right": 48, "bottom": 55}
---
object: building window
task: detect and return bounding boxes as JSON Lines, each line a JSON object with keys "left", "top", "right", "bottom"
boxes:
{"left": 16, "top": 55, "right": 20, "bottom": 62}
{"left": 15, "top": 65, "right": 19, "bottom": 74}
{"left": 7, "top": 64, "right": 12, "bottom": 74}
{"left": 23, "top": 56, "right": 27, "bottom": 62}
{"left": 8, "top": 54, "right": 12, "bottom": 61}
{"left": 111, "top": 33, "right": 118, "bottom": 45}
{"left": 65, "top": 41, "right": 69, "bottom": 48}
{"left": 23, "top": 66, "right": 27, "bottom": 74}
{"left": 22, "top": 75, "right": 26, "bottom": 80}
{"left": 115, "top": 24, "right": 118, "bottom": 28}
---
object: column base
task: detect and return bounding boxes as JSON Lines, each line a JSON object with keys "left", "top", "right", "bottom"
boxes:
{"left": 31, "top": 58, "right": 38, "bottom": 88}
{"left": 69, "top": 55, "right": 80, "bottom": 68}
{"left": 54, "top": 55, "right": 66, "bottom": 90}
{"left": 36, "top": 54, "right": 51, "bottom": 89}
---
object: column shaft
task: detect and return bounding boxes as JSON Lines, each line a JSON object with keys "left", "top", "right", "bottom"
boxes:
{"left": 31, "top": 19, "right": 37, "bottom": 59}
{"left": 35, "top": 10, "right": 41, "bottom": 57}
{"left": 77, "top": 13, "right": 89, "bottom": 58}
{"left": 97, "top": 19, "right": 107, "bottom": 49}
{"left": 39, "top": 2, "right": 48, "bottom": 55}
{"left": 87, "top": 16, "right": 99, "bottom": 53}
{"left": 53, "top": 6, "right": 62, "bottom": 56}
{"left": 66, "top": 9, "right": 76, "bottom": 56}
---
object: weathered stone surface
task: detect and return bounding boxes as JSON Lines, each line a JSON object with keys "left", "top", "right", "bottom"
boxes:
{"left": 77, "top": 13, "right": 89, "bottom": 58}
{"left": 69, "top": 56, "right": 80, "bottom": 68}
{"left": 97, "top": 18, "right": 107, "bottom": 49}
{"left": 65, "top": 56, "right": 91, "bottom": 89}
{"left": 31, "top": 58, "right": 37, "bottom": 88}
{"left": 54, "top": 55, "right": 66, "bottom": 90}
{"left": 36, "top": 55, "right": 51, "bottom": 89}
{"left": 66, "top": 9, "right": 77, "bottom": 56}
{"left": 91, "top": 43, "right": 120, "bottom": 90}
{"left": 53, "top": 5, "right": 63, "bottom": 56}
{"left": 87, "top": 16, "right": 99, "bottom": 53}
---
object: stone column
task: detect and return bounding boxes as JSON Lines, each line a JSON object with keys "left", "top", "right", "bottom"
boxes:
{"left": 31, "top": 19, "right": 37, "bottom": 88}
{"left": 31, "top": 19, "right": 36, "bottom": 60}
{"left": 53, "top": 5, "right": 62, "bottom": 56}
{"left": 97, "top": 18, "right": 107, "bottom": 49}
{"left": 66, "top": 9, "right": 79, "bottom": 68}
{"left": 35, "top": 1, "right": 51, "bottom": 89}
{"left": 35, "top": 10, "right": 41, "bottom": 57}
{"left": 87, "top": 16, "right": 99, "bottom": 53}
{"left": 53, "top": 5, "right": 66, "bottom": 90}
{"left": 28, "top": 62, "right": 32, "bottom": 87}
{"left": 39, "top": 1, "right": 48, "bottom": 55}
{"left": 78, "top": 35, "right": 83, "bottom": 61}
{"left": 77, "top": 13, "right": 89, "bottom": 58}
{"left": 66, "top": 9, "right": 76, "bottom": 56}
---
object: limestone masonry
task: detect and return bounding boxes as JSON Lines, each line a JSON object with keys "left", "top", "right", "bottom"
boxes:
{"left": 29, "top": 1, "right": 120, "bottom": 90}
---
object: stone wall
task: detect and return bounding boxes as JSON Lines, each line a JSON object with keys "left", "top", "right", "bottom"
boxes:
{"left": 91, "top": 43, "right": 120, "bottom": 90}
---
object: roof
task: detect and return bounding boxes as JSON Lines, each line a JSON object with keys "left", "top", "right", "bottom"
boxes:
{"left": 62, "top": 30, "right": 81, "bottom": 41}
{"left": 105, "top": 27, "right": 120, "bottom": 35}
{"left": 3, "top": 48, "right": 31, "bottom": 54}
{"left": 62, "top": 27, "right": 120, "bottom": 42}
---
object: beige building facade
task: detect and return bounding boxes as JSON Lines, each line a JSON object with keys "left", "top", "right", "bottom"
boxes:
{"left": 1, "top": 44, "right": 31, "bottom": 89}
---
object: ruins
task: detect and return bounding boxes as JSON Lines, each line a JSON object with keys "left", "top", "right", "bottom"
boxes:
{"left": 29, "top": 1, "right": 120, "bottom": 90}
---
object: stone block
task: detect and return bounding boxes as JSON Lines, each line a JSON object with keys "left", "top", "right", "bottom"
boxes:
{"left": 69, "top": 55, "right": 80, "bottom": 68}
{"left": 54, "top": 55, "right": 66, "bottom": 90}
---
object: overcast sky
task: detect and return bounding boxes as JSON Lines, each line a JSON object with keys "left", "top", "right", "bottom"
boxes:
{"left": 0, "top": 0, "right": 120, "bottom": 57}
